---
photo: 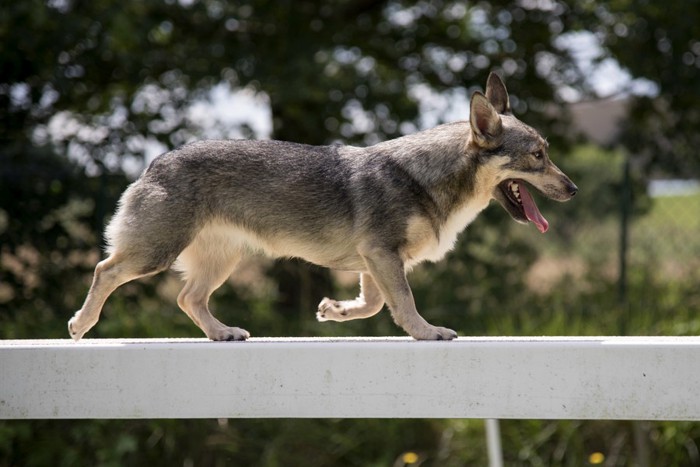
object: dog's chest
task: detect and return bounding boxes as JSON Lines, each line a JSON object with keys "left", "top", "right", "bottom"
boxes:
{"left": 404, "top": 197, "right": 491, "bottom": 266}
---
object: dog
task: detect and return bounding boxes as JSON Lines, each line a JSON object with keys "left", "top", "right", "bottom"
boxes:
{"left": 68, "top": 73, "right": 577, "bottom": 341}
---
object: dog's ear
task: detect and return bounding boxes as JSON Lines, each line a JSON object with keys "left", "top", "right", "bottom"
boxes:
{"left": 470, "top": 91, "right": 503, "bottom": 147}
{"left": 486, "top": 72, "right": 511, "bottom": 115}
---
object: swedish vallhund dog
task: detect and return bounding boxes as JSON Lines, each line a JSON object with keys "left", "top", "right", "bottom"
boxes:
{"left": 69, "top": 73, "right": 577, "bottom": 341}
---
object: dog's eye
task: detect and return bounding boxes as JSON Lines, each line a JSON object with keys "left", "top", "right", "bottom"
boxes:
{"left": 533, "top": 150, "right": 545, "bottom": 160}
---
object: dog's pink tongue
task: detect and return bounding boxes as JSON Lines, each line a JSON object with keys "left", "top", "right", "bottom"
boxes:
{"left": 518, "top": 182, "right": 549, "bottom": 233}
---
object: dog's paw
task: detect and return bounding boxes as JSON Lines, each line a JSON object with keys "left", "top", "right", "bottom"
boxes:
{"left": 207, "top": 326, "right": 250, "bottom": 342}
{"left": 411, "top": 325, "right": 458, "bottom": 341}
{"left": 316, "top": 297, "right": 348, "bottom": 322}
{"left": 67, "top": 318, "right": 82, "bottom": 341}
{"left": 67, "top": 314, "right": 93, "bottom": 342}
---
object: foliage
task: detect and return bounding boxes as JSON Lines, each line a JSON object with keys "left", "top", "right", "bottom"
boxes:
{"left": 565, "top": 1, "right": 700, "bottom": 176}
{"left": 0, "top": 144, "right": 115, "bottom": 338}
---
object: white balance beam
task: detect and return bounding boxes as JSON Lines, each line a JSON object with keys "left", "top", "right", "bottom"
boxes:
{"left": 1, "top": 337, "right": 699, "bottom": 420}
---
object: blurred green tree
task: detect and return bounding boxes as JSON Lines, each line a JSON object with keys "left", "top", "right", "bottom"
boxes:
{"left": 563, "top": 1, "right": 700, "bottom": 176}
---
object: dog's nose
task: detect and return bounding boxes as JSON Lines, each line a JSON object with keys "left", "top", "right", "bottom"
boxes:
{"left": 568, "top": 182, "right": 578, "bottom": 197}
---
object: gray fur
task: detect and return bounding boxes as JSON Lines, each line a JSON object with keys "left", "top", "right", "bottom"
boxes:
{"left": 69, "top": 73, "right": 577, "bottom": 341}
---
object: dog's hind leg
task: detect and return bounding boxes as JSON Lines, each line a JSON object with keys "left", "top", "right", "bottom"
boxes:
{"left": 68, "top": 252, "right": 161, "bottom": 341}
{"left": 175, "top": 230, "right": 250, "bottom": 341}
{"left": 317, "top": 273, "right": 385, "bottom": 322}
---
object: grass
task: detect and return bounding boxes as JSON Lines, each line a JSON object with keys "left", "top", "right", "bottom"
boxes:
{"left": 632, "top": 192, "right": 700, "bottom": 275}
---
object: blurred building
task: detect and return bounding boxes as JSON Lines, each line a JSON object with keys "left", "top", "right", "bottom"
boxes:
{"left": 569, "top": 97, "right": 629, "bottom": 147}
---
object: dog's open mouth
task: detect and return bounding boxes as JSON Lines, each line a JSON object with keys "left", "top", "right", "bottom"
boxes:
{"left": 498, "top": 179, "right": 549, "bottom": 233}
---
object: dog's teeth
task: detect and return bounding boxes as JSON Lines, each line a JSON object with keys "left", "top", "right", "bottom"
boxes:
{"left": 509, "top": 181, "right": 522, "bottom": 203}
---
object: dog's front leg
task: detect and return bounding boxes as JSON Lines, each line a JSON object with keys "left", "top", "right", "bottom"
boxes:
{"left": 359, "top": 245, "right": 457, "bottom": 341}
{"left": 317, "top": 273, "right": 385, "bottom": 322}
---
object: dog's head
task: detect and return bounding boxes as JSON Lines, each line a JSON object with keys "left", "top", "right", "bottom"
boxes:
{"left": 470, "top": 73, "right": 578, "bottom": 233}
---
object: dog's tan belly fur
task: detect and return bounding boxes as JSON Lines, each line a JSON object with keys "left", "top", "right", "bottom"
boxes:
{"left": 175, "top": 221, "right": 366, "bottom": 275}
